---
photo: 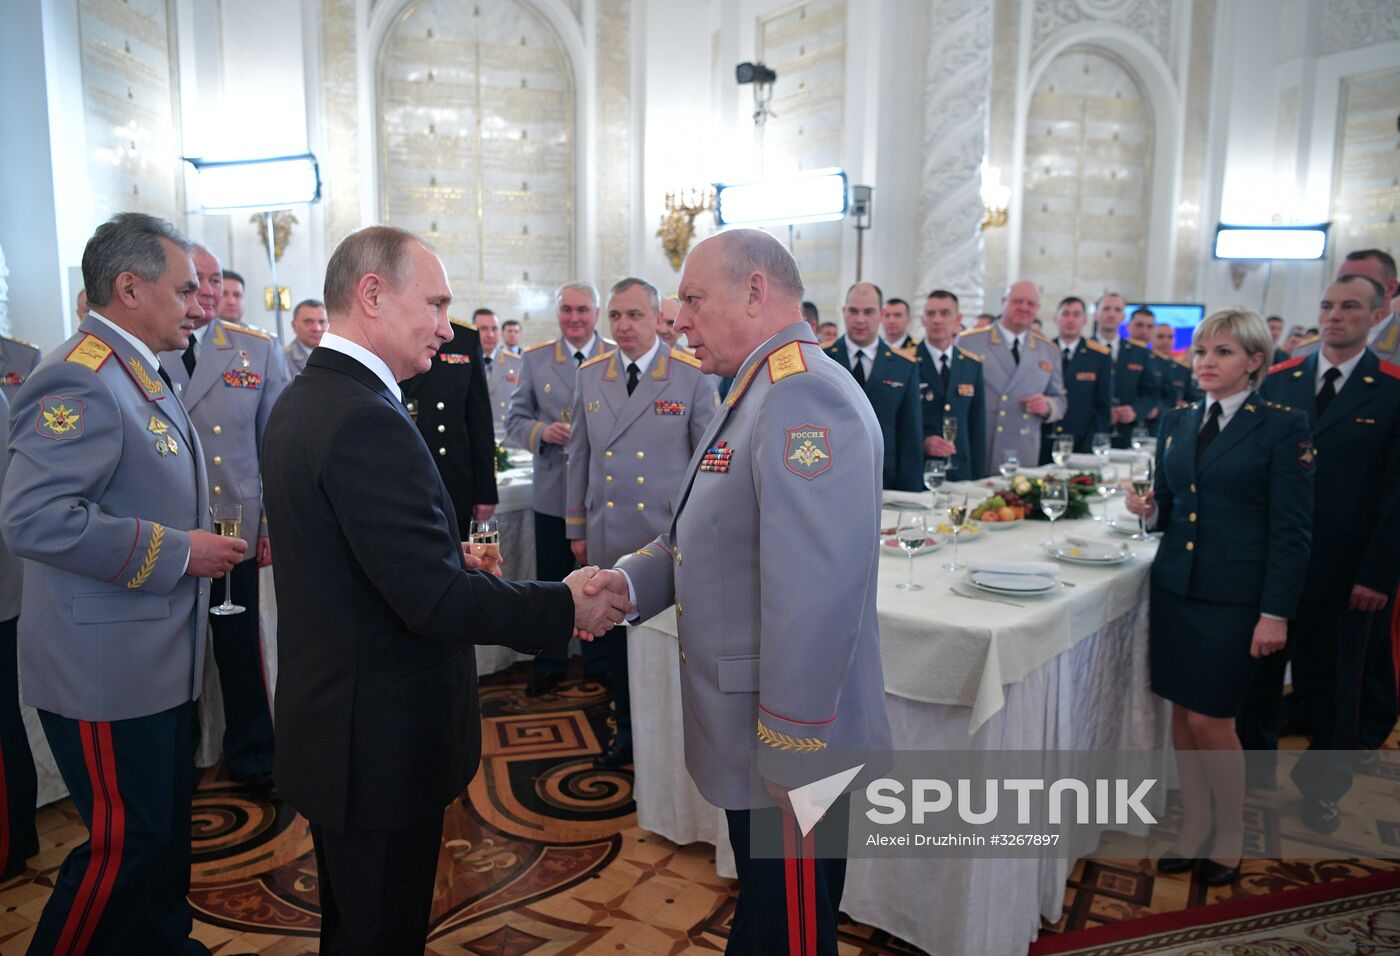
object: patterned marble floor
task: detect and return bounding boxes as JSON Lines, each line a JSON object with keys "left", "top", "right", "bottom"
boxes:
{"left": 0, "top": 666, "right": 1394, "bottom": 954}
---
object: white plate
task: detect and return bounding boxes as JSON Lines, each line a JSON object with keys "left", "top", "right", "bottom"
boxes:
{"left": 1107, "top": 518, "right": 1154, "bottom": 538}
{"left": 968, "top": 571, "right": 1057, "bottom": 594}
{"left": 977, "top": 516, "right": 1024, "bottom": 531}
{"left": 496, "top": 475, "right": 513, "bottom": 487}
{"left": 882, "top": 535, "right": 943, "bottom": 557}
{"left": 1045, "top": 542, "right": 1131, "bottom": 564}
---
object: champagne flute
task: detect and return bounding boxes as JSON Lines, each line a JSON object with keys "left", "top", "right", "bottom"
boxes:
{"left": 1130, "top": 456, "right": 1154, "bottom": 541}
{"left": 1040, "top": 475, "right": 1069, "bottom": 550}
{"left": 209, "top": 503, "right": 246, "bottom": 616}
{"left": 1091, "top": 432, "right": 1111, "bottom": 458}
{"left": 1051, "top": 436, "right": 1074, "bottom": 470}
{"left": 944, "top": 490, "right": 969, "bottom": 572}
{"left": 468, "top": 518, "right": 501, "bottom": 575}
{"left": 894, "top": 512, "right": 926, "bottom": 591}
{"left": 1095, "top": 464, "right": 1119, "bottom": 524}
{"left": 998, "top": 450, "right": 1019, "bottom": 480}
{"left": 942, "top": 417, "right": 958, "bottom": 448}
{"left": 923, "top": 459, "right": 947, "bottom": 510}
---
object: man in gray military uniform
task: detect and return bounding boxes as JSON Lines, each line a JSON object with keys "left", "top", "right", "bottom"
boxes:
{"left": 585, "top": 230, "right": 892, "bottom": 956}
{"left": 1, "top": 212, "right": 244, "bottom": 953}
{"left": 283, "top": 298, "right": 329, "bottom": 374}
{"left": 475, "top": 307, "right": 523, "bottom": 442}
{"left": 0, "top": 333, "right": 41, "bottom": 405}
{"left": 161, "top": 244, "right": 290, "bottom": 794}
{"left": 507, "top": 282, "right": 612, "bottom": 695}
{"left": 958, "top": 279, "right": 1067, "bottom": 475}
{"left": 1294, "top": 249, "right": 1400, "bottom": 364}
{"left": 565, "top": 277, "right": 718, "bottom": 769}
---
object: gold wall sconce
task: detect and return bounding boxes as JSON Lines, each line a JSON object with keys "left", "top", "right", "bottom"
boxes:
{"left": 979, "top": 162, "right": 1010, "bottom": 230}
{"left": 658, "top": 186, "right": 714, "bottom": 271}
{"left": 251, "top": 209, "right": 299, "bottom": 262}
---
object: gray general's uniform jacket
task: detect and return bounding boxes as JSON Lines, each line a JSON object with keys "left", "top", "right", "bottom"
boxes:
{"left": 284, "top": 338, "right": 312, "bottom": 375}
{"left": 506, "top": 336, "right": 610, "bottom": 516}
{"left": 616, "top": 323, "right": 893, "bottom": 810}
{"left": 957, "top": 324, "right": 1066, "bottom": 475}
{"left": 0, "top": 392, "right": 21, "bottom": 622}
{"left": 565, "top": 346, "right": 719, "bottom": 567}
{"left": 1, "top": 317, "right": 212, "bottom": 720}
{"left": 0, "top": 335, "right": 41, "bottom": 405}
{"left": 485, "top": 346, "right": 523, "bottom": 443}
{"left": 160, "top": 319, "right": 289, "bottom": 554}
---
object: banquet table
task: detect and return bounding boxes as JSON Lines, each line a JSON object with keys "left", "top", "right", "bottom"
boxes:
{"left": 628, "top": 484, "right": 1172, "bottom": 956}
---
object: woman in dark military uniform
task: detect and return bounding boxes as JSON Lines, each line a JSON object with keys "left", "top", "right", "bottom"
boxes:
{"left": 1126, "top": 309, "right": 1312, "bottom": 886}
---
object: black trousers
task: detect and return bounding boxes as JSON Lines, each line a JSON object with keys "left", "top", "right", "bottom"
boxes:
{"left": 1238, "top": 599, "right": 1371, "bottom": 801}
{"left": 0, "top": 618, "right": 37, "bottom": 880}
{"left": 724, "top": 797, "right": 849, "bottom": 956}
{"left": 600, "top": 625, "right": 631, "bottom": 746}
{"left": 30, "top": 702, "right": 206, "bottom": 956}
{"left": 1359, "top": 600, "right": 1398, "bottom": 748}
{"left": 530, "top": 513, "right": 606, "bottom": 681}
{"left": 210, "top": 558, "right": 274, "bottom": 778}
{"left": 310, "top": 812, "right": 443, "bottom": 954}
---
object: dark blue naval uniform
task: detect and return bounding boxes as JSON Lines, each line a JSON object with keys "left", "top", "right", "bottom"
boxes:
{"left": 1240, "top": 351, "right": 1400, "bottom": 800}
{"left": 1157, "top": 354, "right": 1199, "bottom": 411}
{"left": 915, "top": 341, "right": 986, "bottom": 480}
{"left": 1041, "top": 337, "right": 1112, "bottom": 459}
{"left": 1147, "top": 393, "right": 1313, "bottom": 718}
{"left": 1112, "top": 340, "right": 1163, "bottom": 447}
{"left": 824, "top": 337, "right": 923, "bottom": 491}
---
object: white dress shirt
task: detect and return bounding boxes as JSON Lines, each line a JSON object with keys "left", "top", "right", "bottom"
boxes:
{"left": 1199, "top": 388, "right": 1250, "bottom": 433}
{"left": 1315, "top": 348, "right": 1364, "bottom": 392}
{"left": 622, "top": 337, "right": 663, "bottom": 378}
{"left": 844, "top": 339, "right": 878, "bottom": 377}
{"left": 316, "top": 332, "right": 402, "bottom": 402}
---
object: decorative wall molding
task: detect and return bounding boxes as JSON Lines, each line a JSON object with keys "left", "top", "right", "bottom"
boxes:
{"left": 1321, "top": 0, "right": 1400, "bottom": 55}
{"left": 1032, "top": 0, "right": 1171, "bottom": 64}
{"left": 594, "top": 0, "right": 631, "bottom": 290}
{"left": 320, "top": 0, "right": 360, "bottom": 254}
{"left": 1171, "top": 0, "right": 1215, "bottom": 302}
{"left": 919, "top": 0, "right": 991, "bottom": 314}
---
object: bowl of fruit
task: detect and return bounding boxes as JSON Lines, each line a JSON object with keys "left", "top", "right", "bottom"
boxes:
{"left": 970, "top": 493, "right": 1027, "bottom": 529}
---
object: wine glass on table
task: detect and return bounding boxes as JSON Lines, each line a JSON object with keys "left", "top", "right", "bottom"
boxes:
{"left": 943, "top": 490, "right": 969, "bottom": 572}
{"left": 210, "top": 503, "right": 246, "bottom": 616}
{"left": 1091, "top": 432, "right": 1111, "bottom": 458}
{"left": 469, "top": 518, "right": 501, "bottom": 575}
{"left": 1129, "top": 456, "right": 1154, "bottom": 541}
{"left": 923, "top": 459, "right": 947, "bottom": 510}
{"left": 1130, "top": 424, "right": 1150, "bottom": 452}
{"left": 1094, "top": 464, "right": 1119, "bottom": 524}
{"left": 1040, "top": 475, "right": 1069, "bottom": 550}
{"left": 998, "top": 450, "right": 1019, "bottom": 480}
{"left": 1051, "top": 436, "right": 1074, "bottom": 472}
{"left": 894, "top": 512, "right": 927, "bottom": 591}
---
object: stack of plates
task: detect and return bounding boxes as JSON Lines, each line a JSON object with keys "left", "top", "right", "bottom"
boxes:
{"left": 1106, "top": 518, "right": 1154, "bottom": 537}
{"left": 965, "top": 571, "right": 1058, "bottom": 595}
{"left": 1045, "top": 541, "right": 1132, "bottom": 565}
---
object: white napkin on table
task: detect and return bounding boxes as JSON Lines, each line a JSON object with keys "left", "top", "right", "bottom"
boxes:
{"left": 966, "top": 559, "right": 1060, "bottom": 577}
{"left": 1067, "top": 454, "right": 1105, "bottom": 468}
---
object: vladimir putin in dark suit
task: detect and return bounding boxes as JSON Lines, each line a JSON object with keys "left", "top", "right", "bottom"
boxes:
{"left": 261, "top": 226, "right": 631, "bottom": 953}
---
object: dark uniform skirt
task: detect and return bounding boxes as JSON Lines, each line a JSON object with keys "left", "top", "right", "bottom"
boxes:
{"left": 1149, "top": 582, "right": 1262, "bottom": 718}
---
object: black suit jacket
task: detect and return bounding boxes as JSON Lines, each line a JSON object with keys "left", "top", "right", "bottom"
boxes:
{"left": 401, "top": 320, "right": 498, "bottom": 536}
{"left": 262, "top": 347, "right": 573, "bottom": 832}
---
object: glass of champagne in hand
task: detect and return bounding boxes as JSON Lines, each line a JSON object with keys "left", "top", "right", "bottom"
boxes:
{"left": 1130, "top": 456, "right": 1154, "bottom": 540}
{"left": 944, "top": 490, "right": 969, "bottom": 572}
{"left": 942, "top": 417, "right": 958, "bottom": 449}
{"left": 894, "top": 512, "right": 927, "bottom": 591}
{"left": 210, "top": 503, "right": 246, "bottom": 616}
{"left": 469, "top": 518, "right": 501, "bottom": 575}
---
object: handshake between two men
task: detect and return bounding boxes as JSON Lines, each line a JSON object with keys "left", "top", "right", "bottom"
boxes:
{"left": 461, "top": 543, "right": 633, "bottom": 638}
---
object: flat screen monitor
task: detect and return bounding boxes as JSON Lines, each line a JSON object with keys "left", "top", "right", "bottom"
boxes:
{"left": 1121, "top": 303, "right": 1206, "bottom": 353}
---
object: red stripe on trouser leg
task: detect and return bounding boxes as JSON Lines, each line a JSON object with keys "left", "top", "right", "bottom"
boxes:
{"left": 54, "top": 724, "right": 108, "bottom": 955}
{"left": 784, "top": 812, "right": 801, "bottom": 956}
{"left": 71, "top": 723, "right": 126, "bottom": 956}
{"left": 801, "top": 830, "right": 816, "bottom": 956}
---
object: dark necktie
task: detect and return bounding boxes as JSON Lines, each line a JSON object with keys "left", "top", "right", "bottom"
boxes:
{"left": 1316, "top": 367, "right": 1341, "bottom": 414}
{"left": 1063, "top": 346, "right": 1072, "bottom": 367}
{"left": 574, "top": 350, "right": 585, "bottom": 366}
{"left": 853, "top": 351, "right": 867, "bottom": 385}
{"left": 939, "top": 353, "right": 950, "bottom": 390}
{"left": 1011, "top": 339, "right": 1021, "bottom": 366}
{"left": 626, "top": 362, "right": 640, "bottom": 396}
{"left": 484, "top": 354, "right": 493, "bottom": 370}
{"left": 182, "top": 339, "right": 197, "bottom": 376}
{"left": 1196, "top": 401, "right": 1222, "bottom": 463}
{"left": 157, "top": 365, "right": 174, "bottom": 392}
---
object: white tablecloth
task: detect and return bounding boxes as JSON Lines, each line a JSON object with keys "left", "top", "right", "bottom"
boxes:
{"left": 629, "top": 493, "right": 1171, "bottom": 956}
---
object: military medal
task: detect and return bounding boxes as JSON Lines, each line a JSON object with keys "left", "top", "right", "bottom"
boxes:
{"left": 699, "top": 441, "right": 734, "bottom": 473}
{"left": 239, "top": 350, "right": 251, "bottom": 369}
{"left": 654, "top": 400, "right": 687, "bottom": 415}
{"left": 155, "top": 438, "right": 169, "bottom": 456}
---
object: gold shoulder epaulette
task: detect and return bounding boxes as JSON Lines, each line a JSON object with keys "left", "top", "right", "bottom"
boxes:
{"left": 670, "top": 347, "right": 702, "bottom": 369}
{"left": 1261, "top": 399, "right": 1297, "bottom": 413}
{"left": 578, "top": 352, "right": 611, "bottom": 370}
{"left": 65, "top": 333, "right": 112, "bottom": 371}
{"left": 224, "top": 323, "right": 272, "bottom": 341}
{"left": 1032, "top": 331, "right": 1055, "bottom": 347}
{"left": 1083, "top": 338, "right": 1110, "bottom": 355}
{"left": 956, "top": 346, "right": 984, "bottom": 363}
{"left": 449, "top": 318, "right": 477, "bottom": 330}
{"left": 2, "top": 335, "right": 39, "bottom": 350}
{"left": 1295, "top": 334, "right": 1319, "bottom": 348}
{"left": 766, "top": 341, "right": 807, "bottom": 384}
{"left": 959, "top": 326, "right": 990, "bottom": 336}
{"left": 889, "top": 347, "right": 918, "bottom": 363}
{"left": 525, "top": 339, "right": 557, "bottom": 354}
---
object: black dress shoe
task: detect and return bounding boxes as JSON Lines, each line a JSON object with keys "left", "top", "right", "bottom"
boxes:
{"left": 593, "top": 740, "right": 633, "bottom": 770}
{"left": 1155, "top": 851, "right": 1197, "bottom": 874}
{"left": 236, "top": 771, "right": 279, "bottom": 801}
{"left": 1302, "top": 796, "right": 1341, "bottom": 834}
{"left": 1198, "top": 858, "right": 1242, "bottom": 886}
{"left": 526, "top": 672, "right": 561, "bottom": 697}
